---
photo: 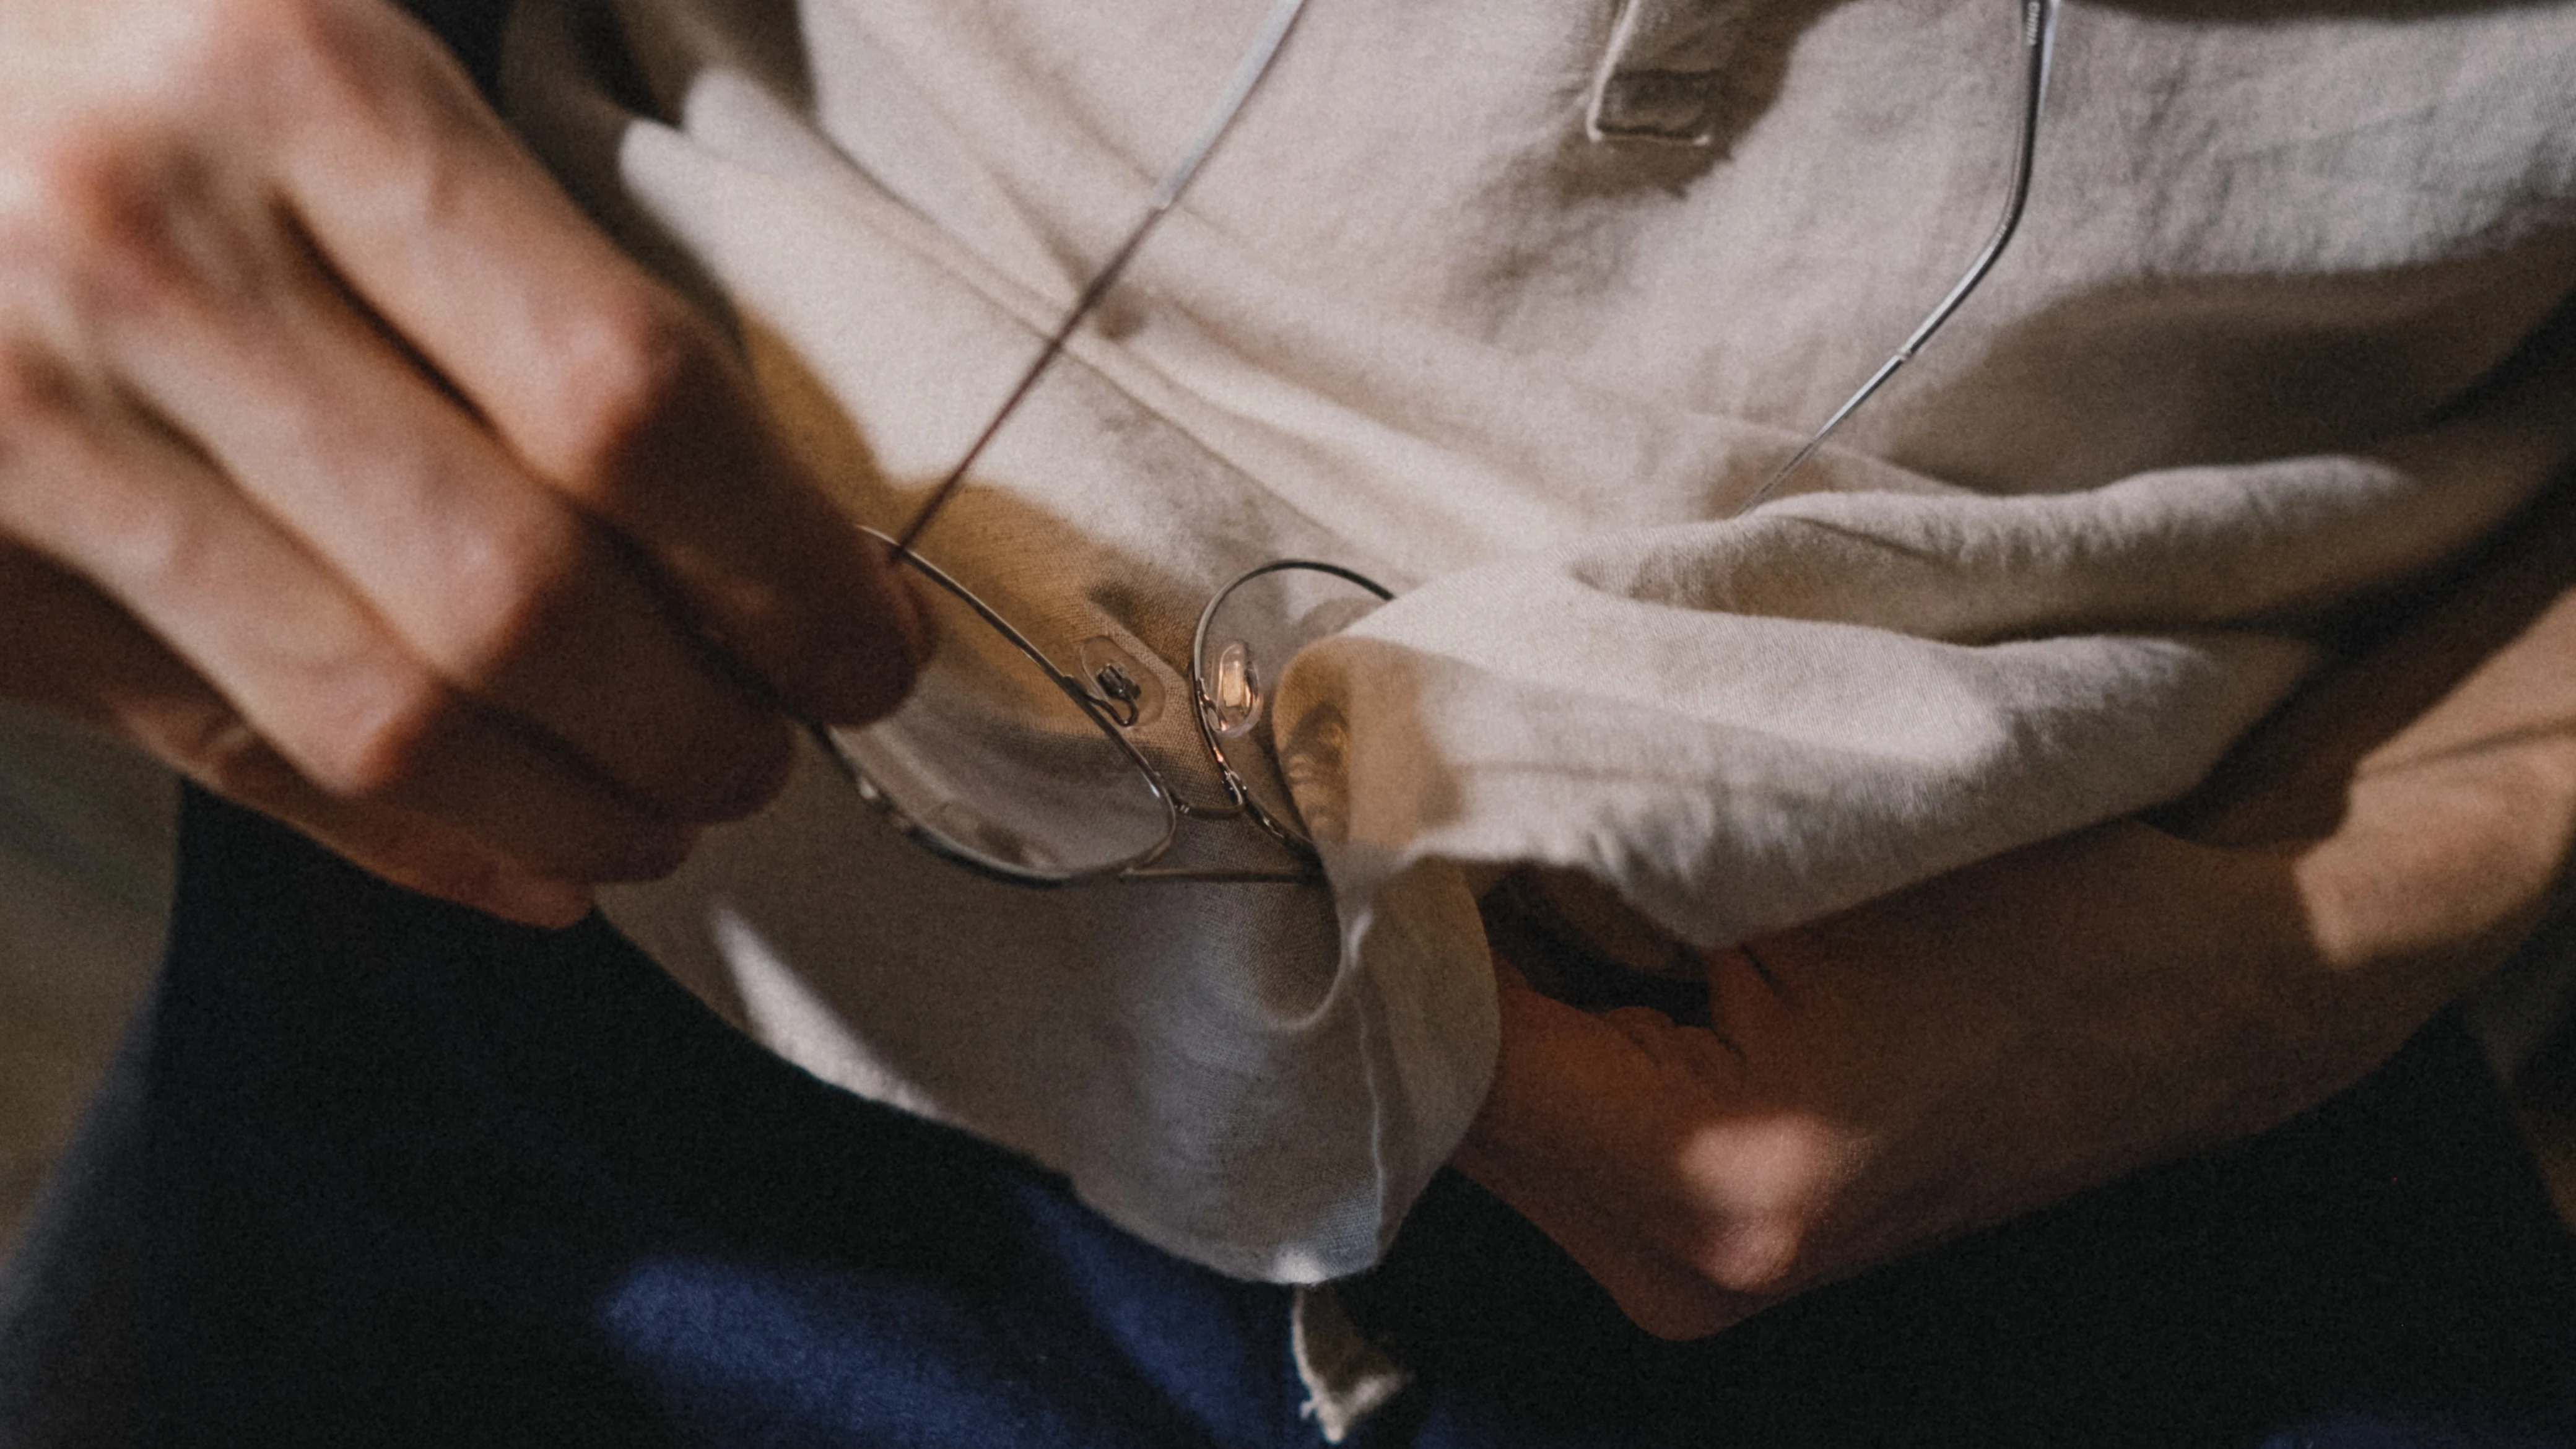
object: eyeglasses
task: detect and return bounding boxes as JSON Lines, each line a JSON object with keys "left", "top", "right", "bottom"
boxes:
{"left": 816, "top": 0, "right": 2062, "bottom": 887}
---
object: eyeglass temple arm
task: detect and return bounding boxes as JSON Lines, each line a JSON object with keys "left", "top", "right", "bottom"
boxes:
{"left": 894, "top": 0, "right": 2051, "bottom": 549}
{"left": 1738, "top": 0, "right": 2061, "bottom": 514}
{"left": 889, "top": 0, "right": 1316, "bottom": 556}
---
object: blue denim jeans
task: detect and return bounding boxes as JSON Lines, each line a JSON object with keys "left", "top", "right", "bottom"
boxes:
{"left": 2, "top": 789, "right": 2570, "bottom": 1448}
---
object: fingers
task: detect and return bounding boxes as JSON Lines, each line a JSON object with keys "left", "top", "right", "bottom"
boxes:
{"left": 0, "top": 375, "right": 696, "bottom": 887}
{"left": 0, "top": 546, "right": 591, "bottom": 926}
{"left": 249, "top": 2, "right": 926, "bottom": 721}
{"left": 0, "top": 0, "right": 927, "bottom": 915}
{"left": 84, "top": 180, "right": 794, "bottom": 822}
{"left": 1459, "top": 968, "right": 1788, "bottom": 1339}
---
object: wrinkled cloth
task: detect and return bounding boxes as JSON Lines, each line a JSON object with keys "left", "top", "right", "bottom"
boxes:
{"left": 504, "top": 0, "right": 2576, "bottom": 1280}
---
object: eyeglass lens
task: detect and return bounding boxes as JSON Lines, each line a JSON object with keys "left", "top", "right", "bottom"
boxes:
{"left": 825, "top": 563, "right": 1175, "bottom": 881}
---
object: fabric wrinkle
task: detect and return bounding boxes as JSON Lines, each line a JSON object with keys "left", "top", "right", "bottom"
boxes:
{"left": 508, "top": 0, "right": 2576, "bottom": 1279}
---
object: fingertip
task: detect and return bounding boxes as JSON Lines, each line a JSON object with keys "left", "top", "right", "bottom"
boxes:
{"left": 594, "top": 818, "right": 702, "bottom": 883}
{"left": 466, "top": 871, "right": 596, "bottom": 929}
{"left": 793, "top": 532, "right": 940, "bottom": 723}
{"left": 801, "top": 575, "right": 933, "bottom": 725}
{"left": 806, "top": 637, "right": 914, "bottom": 726}
{"left": 731, "top": 714, "right": 801, "bottom": 816}
{"left": 365, "top": 832, "right": 601, "bottom": 926}
{"left": 684, "top": 710, "right": 797, "bottom": 821}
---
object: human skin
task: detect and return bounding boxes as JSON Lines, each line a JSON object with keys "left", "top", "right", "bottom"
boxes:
{"left": 1458, "top": 481, "right": 2576, "bottom": 1339}
{"left": 0, "top": 0, "right": 926, "bottom": 926}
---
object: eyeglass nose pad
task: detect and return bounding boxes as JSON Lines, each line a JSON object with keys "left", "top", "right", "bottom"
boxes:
{"left": 1205, "top": 640, "right": 1264, "bottom": 738}
{"left": 1077, "top": 636, "right": 1164, "bottom": 729}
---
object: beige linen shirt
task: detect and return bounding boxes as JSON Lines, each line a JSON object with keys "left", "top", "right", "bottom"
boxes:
{"left": 505, "top": 0, "right": 2576, "bottom": 1281}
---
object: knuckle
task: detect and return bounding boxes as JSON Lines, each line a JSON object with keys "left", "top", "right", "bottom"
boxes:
{"left": 145, "top": 0, "right": 442, "bottom": 166}
{"left": 538, "top": 296, "right": 715, "bottom": 490}
{"left": 1673, "top": 1122, "right": 1839, "bottom": 1300}
{"left": 193, "top": 0, "right": 362, "bottom": 101}
{"left": 1700, "top": 1218, "right": 1813, "bottom": 1301}
{"left": 438, "top": 511, "right": 596, "bottom": 690}
{"left": 242, "top": 0, "right": 351, "bottom": 58}
{"left": 302, "top": 669, "right": 457, "bottom": 802}
{"left": 0, "top": 133, "right": 219, "bottom": 329}
{"left": 0, "top": 129, "right": 138, "bottom": 256}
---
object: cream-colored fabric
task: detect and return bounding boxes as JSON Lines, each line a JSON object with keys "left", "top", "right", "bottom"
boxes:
{"left": 505, "top": 0, "right": 2576, "bottom": 1281}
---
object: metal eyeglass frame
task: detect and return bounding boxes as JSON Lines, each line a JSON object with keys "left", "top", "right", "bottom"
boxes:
{"left": 816, "top": 0, "right": 2061, "bottom": 887}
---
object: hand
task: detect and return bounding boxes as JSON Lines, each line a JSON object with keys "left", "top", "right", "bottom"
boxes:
{"left": 1456, "top": 481, "right": 2576, "bottom": 1341}
{"left": 0, "top": 0, "right": 925, "bottom": 924}
{"left": 1458, "top": 825, "right": 2336, "bottom": 1341}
